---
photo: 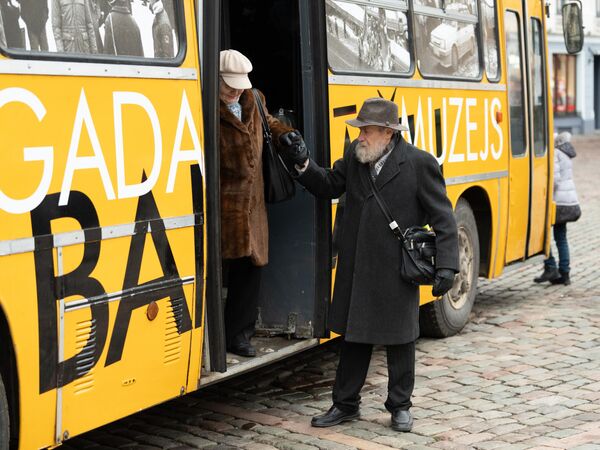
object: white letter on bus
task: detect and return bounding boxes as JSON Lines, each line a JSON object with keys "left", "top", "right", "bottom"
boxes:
{"left": 60, "top": 89, "right": 115, "bottom": 206}
{"left": 436, "top": 98, "right": 448, "bottom": 165}
{"left": 480, "top": 98, "right": 489, "bottom": 161}
{"left": 400, "top": 97, "right": 412, "bottom": 144}
{"left": 0, "top": 88, "right": 53, "bottom": 214}
{"left": 427, "top": 97, "right": 434, "bottom": 156}
{"left": 465, "top": 98, "right": 478, "bottom": 161}
{"left": 414, "top": 97, "right": 426, "bottom": 151}
{"left": 114, "top": 92, "right": 163, "bottom": 199}
{"left": 166, "top": 90, "right": 204, "bottom": 193}
{"left": 490, "top": 98, "right": 503, "bottom": 160}
{"left": 447, "top": 97, "right": 464, "bottom": 163}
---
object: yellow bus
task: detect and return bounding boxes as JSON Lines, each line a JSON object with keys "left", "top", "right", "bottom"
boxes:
{"left": 0, "top": 0, "right": 582, "bottom": 448}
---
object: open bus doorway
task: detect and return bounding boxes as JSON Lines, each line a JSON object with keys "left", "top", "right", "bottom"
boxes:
{"left": 202, "top": 0, "right": 331, "bottom": 384}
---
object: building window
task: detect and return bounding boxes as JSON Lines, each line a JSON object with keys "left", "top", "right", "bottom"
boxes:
{"left": 553, "top": 54, "right": 577, "bottom": 115}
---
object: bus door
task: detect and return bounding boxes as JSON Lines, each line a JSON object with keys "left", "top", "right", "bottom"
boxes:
{"left": 206, "top": 0, "right": 330, "bottom": 367}
{"left": 503, "top": 1, "right": 530, "bottom": 263}
{"left": 525, "top": 3, "right": 550, "bottom": 256}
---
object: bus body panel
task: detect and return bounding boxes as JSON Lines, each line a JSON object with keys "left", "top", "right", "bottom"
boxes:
{"left": 0, "top": 3, "right": 205, "bottom": 448}
{"left": 0, "top": 0, "right": 560, "bottom": 446}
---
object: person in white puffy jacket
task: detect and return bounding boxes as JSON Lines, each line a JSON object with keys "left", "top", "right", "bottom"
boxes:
{"left": 534, "top": 131, "right": 581, "bottom": 285}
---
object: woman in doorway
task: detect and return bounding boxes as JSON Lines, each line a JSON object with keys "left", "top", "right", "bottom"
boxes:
{"left": 219, "top": 49, "right": 297, "bottom": 357}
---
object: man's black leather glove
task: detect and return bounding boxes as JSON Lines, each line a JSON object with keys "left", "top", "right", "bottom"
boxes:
{"left": 431, "top": 269, "right": 456, "bottom": 297}
{"left": 279, "top": 130, "right": 309, "bottom": 166}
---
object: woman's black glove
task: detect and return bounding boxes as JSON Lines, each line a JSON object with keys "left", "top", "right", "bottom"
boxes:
{"left": 279, "top": 131, "right": 309, "bottom": 166}
{"left": 431, "top": 269, "right": 456, "bottom": 297}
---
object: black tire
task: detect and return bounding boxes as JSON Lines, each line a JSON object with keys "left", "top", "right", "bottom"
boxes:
{"left": 420, "top": 199, "right": 479, "bottom": 338}
{"left": 0, "top": 372, "right": 9, "bottom": 450}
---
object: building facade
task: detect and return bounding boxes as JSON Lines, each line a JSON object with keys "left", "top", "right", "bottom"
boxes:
{"left": 547, "top": 0, "right": 600, "bottom": 134}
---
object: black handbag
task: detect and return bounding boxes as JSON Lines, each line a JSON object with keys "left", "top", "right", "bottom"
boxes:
{"left": 369, "top": 177, "right": 437, "bottom": 285}
{"left": 252, "top": 89, "right": 295, "bottom": 203}
{"left": 555, "top": 204, "right": 581, "bottom": 224}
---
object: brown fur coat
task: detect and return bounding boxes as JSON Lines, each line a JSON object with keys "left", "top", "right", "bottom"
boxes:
{"left": 219, "top": 89, "right": 292, "bottom": 266}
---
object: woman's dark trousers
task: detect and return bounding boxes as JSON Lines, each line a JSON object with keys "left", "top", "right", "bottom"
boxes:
{"left": 223, "top": 257, "right": 262, "bottom": 347}
{"left": 544, "top": 222, "right": 570, "bottom": 273}
{"left": 332, "top": 339, "right": 415, "bottom": 413}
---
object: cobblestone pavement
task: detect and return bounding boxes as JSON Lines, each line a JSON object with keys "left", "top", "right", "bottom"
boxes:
{"left": 66, "top": 136, "right": 600, "bottom": 450}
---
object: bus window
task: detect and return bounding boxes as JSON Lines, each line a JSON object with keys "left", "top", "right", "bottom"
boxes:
{"left": 0, "top": 0, "right": 181, "bottom": 61}
{"left": 414, "top": 0, "right": 480, "bottom": 79}
{"left": 480, "top": 0, "right": 499, "bottom": 81}
{"left": 325, "top": 0, "right": 411, "bottom": 74}
{"left": 531, "top": 18, "right": 547, "bottom": 156}
{"left": 505, "top": 11, "right": 526, "bottom": 156}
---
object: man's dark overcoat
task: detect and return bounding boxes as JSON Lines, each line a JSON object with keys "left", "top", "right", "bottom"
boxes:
{"left": 298, "top": 136, "right": 459, "bottom": 345}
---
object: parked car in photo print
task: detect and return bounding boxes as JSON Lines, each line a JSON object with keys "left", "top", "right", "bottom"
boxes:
{"left": 429, "top": 2, "right": 476, "bottom": 68}
{"left": 386, "top": 8, "right": 408, "bottom": 46}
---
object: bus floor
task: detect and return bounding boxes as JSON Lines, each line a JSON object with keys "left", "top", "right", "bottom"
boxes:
{"left": 199, "top": 336, "right": 320, "bottom": 388}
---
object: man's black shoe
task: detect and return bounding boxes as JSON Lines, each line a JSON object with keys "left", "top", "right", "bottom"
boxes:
{"left": 391, "top": 410, "right": 413, "bottom": 432}
{"left": 311, "top": 406, "right": 360, "bottom": 427}
{"left": 227, "top": 341, "right": 256, "bottom": 357}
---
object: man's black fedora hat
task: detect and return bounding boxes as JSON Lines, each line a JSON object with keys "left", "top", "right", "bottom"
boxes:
{"left": 346, "top": 97, "right": 408, "bottom": 131}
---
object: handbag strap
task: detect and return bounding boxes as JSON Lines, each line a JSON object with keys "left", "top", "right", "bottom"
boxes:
{"left": 251, "top": 89, "right": 273, "bottom": 145}
{"left": 369, "top": 175, "right": 408, "bottom": 244}
{"left": 251, "top": 89, "right": 293, "bottom": 177}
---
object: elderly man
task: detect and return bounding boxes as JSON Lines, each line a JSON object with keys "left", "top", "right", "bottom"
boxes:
{"left": 280, "top": 98, "right": 459, "bottom": 432}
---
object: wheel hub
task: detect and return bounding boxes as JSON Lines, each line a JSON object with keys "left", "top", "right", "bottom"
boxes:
{"left": 446, "top": 226, "right": 473, "bottom": 310}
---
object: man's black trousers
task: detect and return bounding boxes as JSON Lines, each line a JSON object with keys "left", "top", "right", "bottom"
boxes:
{"left": 332, "top": 339, "right": 415, "bottom": 413}
{"left": 223, "top": 257, "right": 262, "bottom": 347}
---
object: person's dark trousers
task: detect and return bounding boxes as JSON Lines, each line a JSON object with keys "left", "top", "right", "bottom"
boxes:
{"left": 223, "top": 257, "right": 262, "bottom": 347}
{"left": 26, "top": 27, "right": 48, "bottom": 51}
{"left": 332, "top": 339, "right": 415, "bottom": 413}
{"left": 544, "top": 223, "right": 570, "bottom": 273}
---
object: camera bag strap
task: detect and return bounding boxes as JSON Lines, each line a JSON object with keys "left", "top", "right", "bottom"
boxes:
{"left": 368, "top": 175, "right": 408, "bottom": 245}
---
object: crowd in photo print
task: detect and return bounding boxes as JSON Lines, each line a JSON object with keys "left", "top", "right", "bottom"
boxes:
{"left": 0, "top": 0, "right": 177, "bottom": 59}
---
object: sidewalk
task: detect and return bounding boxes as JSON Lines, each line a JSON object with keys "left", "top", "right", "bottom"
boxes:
{"left": 68, "top": 136, "right": 600, "bottom": 450}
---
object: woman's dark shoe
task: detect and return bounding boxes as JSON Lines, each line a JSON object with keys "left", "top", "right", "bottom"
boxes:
{"left": 534, "top": 266, "right": 559, "bottom": 283}
{"left": 227, "top": 341, "right": 256, "bottom": 357}
{"left": 391, "top": 410, "right": 413, "bottom": 432}
{"left": 311, "top": 406, "right": 360, "bottom": 427}
{"left": 551, "top": 270, "right": 571, "bottom": 286}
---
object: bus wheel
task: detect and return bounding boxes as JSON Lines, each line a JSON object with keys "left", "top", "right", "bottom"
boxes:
{"left": 420, "top": 199, "right": 479, "bottom": 338}
{"left": 0, "top": 372, "right": 9, "bottom": 450}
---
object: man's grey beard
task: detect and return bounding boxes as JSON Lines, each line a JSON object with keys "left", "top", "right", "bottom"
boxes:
{"left": 355, "top": 141, "right": 388, "bottom": 164}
